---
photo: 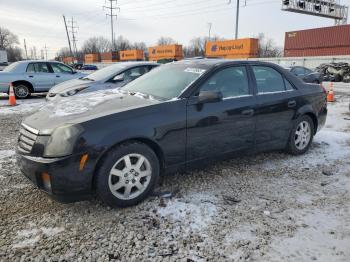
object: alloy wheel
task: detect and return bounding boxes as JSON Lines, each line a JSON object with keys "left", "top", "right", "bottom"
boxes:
{"left": 14, "top": 85, "right": 29, "bottom": 98}
{"left": 294, "top": 121, "right": 311, "bottom": 150}
{"left": 108, "top": 153, "right": 152, "bottom": 200}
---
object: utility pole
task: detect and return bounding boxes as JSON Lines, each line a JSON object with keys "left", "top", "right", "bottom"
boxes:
{"left": 68, "top": 17, "right": 78, "bottom": 57}
{"left": 229, "top": 0, "right": 245, "bottom": 39}
{"left": 43, "top": 44, "right": 48, "bottom": 60}
{"left": 208, "top": 22, "right": 212, "bottom": 41}
{"left": 23, "top": 39, "right": 28, "bottom": 59}
{"left": 63, "top": 15, "right": 73, "bottom": 57}
{"left": 103, "top": 0, "right": 120, "bottom": 51}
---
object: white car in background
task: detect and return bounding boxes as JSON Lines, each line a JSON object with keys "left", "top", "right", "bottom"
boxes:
{"left": 0, "top": 60, "right": 86, "bottom": 98}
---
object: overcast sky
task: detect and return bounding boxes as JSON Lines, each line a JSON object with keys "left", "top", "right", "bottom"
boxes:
{"left": 0, "top": 0, "right": 348, "bottom": 58}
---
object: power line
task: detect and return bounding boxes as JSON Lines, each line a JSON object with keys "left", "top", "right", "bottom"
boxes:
{"left": 103, "top": 0, "right": 120, "bottom": 51}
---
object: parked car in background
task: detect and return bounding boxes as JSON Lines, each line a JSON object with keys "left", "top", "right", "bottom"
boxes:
{"left": 46, "top": 62, "right": 159, "bottom": 101}
{"left": 0, "top": 62, "right": 8, "bottom": 71}
{"left": 287, "top": 66, "right": 322, "bottom": 84}
{"left": 17, "top": 60, "right": 327, "bottom": 207}
{"left": 80, "top": 64, "right": 98, "bottom": 71}
{"left": 0, "top": 60, "right": 86, "bottom": 98}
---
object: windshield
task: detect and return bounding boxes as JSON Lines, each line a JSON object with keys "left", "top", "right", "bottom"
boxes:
{"left": 83, "top": 64, "right": 127, "bottom": 81}
{"left": 121, "top": 63, "right": 207, "bottom": 100}
{"left": 3, "top": 62, "right": 19, "bottom": 72}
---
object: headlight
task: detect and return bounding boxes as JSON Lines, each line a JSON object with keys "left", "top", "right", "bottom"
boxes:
{"left": 60, "top": 87, "right": 88, "bottom": 97}
{"left": 43, "top": 124, "right": 84, "bottom": 157}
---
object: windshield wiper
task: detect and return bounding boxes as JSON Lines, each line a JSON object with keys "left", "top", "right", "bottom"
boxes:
{"left": 80, "top": 77, "right": 94, "bottom": 81}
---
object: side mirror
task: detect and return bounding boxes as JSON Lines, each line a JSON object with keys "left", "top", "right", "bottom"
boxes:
{"left": 113, "top": 74, "right": 124, "bottom": 82}
{"left": 198, "top": 91, "right": 223, "bottom": 104}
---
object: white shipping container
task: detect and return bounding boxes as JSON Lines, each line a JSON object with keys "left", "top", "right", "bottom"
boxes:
{"left": 0, "top": 50, "right": 8, "bottom": 63}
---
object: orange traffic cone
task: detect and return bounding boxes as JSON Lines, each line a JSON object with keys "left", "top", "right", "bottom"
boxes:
{"left": 9, "top": 83, "right": 17, "bottom": 106}
{"left": 327, "top": 82, "right": 335, "bottom": 103}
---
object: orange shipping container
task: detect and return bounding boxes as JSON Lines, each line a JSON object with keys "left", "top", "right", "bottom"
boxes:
{"left": 62, "top": 57, "right": 75, "bottom": 64}
{"left": 120, "top": 50, "right": 144, "bottom": 61}
{"left": 101, "top": 52, "right": 117, "bottom": 62}
{"left": 148, "top": 44, "right": 183, "bottom": 61}
{"left": 206, "top": 38, "right": 259, "bottom": 59}
{"left": 84, "top": 53, "right": 100, "bottom": 63}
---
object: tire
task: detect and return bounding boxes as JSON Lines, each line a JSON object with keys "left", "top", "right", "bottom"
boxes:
{"left": 286, "top": 115, "right": 315, "bottom": 155}
{"left": 95, "top": 141, "right": 160, "bottom": 208}
{"left": 13, "top": 84, "right": 30, "bottom": 99}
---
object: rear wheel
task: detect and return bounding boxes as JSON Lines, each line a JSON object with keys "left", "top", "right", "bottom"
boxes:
{"left": 286, "top": 115, "right": 314, "bottom": 155}
{"left": 13, "top": 84, "right": 30, "bottom": 99}
{"left": 95, "top": 142, "right": 159, "bottom": 208}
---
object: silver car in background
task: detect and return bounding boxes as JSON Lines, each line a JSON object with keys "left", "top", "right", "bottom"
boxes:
{"left": 0, "top": 60, "right": 86, "bottom": 98}
{"left": 46, "top": 62, "right": 160, "bottom": 101}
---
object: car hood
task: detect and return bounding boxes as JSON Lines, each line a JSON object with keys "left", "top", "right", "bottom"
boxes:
{"left": 50, "top": 78, "right": 95, "bottom": 93}
{"left": 23, "top": 90, "right": 160, "bottom": 134}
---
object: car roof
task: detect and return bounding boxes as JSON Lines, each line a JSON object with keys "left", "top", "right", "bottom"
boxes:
{"left": 16, "top": 60, "right": 62, "bottom": 64}
{"left": 176, "top": 58, "right": 282, "bottom": 69}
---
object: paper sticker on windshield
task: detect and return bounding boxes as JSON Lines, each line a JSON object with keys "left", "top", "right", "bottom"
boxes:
{"left": 184, "top": 68, "right": 206, "bottom": 74}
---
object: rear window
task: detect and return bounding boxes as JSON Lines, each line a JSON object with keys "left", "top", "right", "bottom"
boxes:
{"left": 252, "top": 66, "right": 286, "bottom": 93}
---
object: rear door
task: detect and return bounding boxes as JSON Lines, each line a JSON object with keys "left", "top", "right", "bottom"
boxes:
{"left": 26, "top": 62, "right": 56, "bottom": 91}
{"left": 49, "top": 62, "right": 76, "bottom": 84}
{"left": 186, "top": 65, "right": 256, "bottom": 162}
{"left": 251, "top": 65, "right": 300, "bottom": 150}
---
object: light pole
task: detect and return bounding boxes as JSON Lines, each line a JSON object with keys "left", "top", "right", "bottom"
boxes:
{"left": 229, "top": 0, "right": 240, "bottom": 39}
{"left": 208, "top": 22, "right": 212, "bottom": 41}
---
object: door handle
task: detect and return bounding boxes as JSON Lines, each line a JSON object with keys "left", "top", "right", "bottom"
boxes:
{"left": 241, "top": 109, "right": 254, "bottom": 116}
{"left": 28, "top": 75, "right": 34, "bottom": 78}
{"left": 288, "top": 100, "right": 297, "bottom": 108}
{"left": 56, "top": 75, "right": 60, "bottom": 78}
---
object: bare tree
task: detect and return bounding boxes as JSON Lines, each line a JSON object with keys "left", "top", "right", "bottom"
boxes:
{"left": 7, "top": 46, "right": 22, "bottom": 62}
{"left": 157, "top": 37, "right": 176, "bottom": 46}
{"left": 81, "top": 36, "right": 111, "bottom": 54}
{"left": 115, "top": 36, "right": 132, "bottom": 51}
{"left": 0, "top": 27, "right": 19, "bottom": 50}
{"left": 258, "top": 33, "right": 282, "bottom": 58}
{"left": 133, "top": 42, "right": 147, "bottom": 51}
{"left": 56, "top": 47, "right": 72, "bottom": 58}
{"left": 184, "top": 35, "right": 225, "bottom": 58}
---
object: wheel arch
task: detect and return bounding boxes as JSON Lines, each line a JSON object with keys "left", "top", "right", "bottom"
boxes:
{"left": 12, "top": 80, "right": 34, "bottom": 93}
{"left": 91, "top": 137, "right": 165, "bottom": 191}
{"left": 295, "top": 105, "right": 318, "bottom": 135}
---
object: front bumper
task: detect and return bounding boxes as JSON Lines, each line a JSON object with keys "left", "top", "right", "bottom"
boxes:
{"left": 17, "top": 152, "right": 93, "bottom": 203}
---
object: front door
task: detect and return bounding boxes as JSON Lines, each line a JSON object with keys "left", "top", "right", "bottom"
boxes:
{"left": 49, "top": 62, "right": 75, "bottom": 85}
{"left": 186, "top": 65, "right": 256, "bottom": 163}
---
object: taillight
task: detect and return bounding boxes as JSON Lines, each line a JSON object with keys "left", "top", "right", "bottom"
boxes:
{"left": 320, "top": 83, "right": 327, "bottom": 94}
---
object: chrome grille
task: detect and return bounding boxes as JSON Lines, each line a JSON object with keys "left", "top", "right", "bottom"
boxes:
{"left": 18, "top": 124, "right": 38, "bottom": 154}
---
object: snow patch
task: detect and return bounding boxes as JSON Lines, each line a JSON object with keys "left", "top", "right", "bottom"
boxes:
{"left": 157, "top": 193, "right": 217, "bottom": 231}
{"left": 0, "top": 100, "right": 44, "bottom": 115}
{"left": 41, "top": 89, "right": 123, "bottom": 117}
{"left": 12, "top": 226, "right": 64, "bottom": 249}
{"left": 267, "top": 210, "right": 350, "bottom": 262}
{"left": 0, "top": 150, "right": 15, "bottom": 160}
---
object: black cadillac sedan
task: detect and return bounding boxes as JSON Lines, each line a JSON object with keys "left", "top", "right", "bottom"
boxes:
{"left": 17, "top": 60, "right": 327, "bottom": 207}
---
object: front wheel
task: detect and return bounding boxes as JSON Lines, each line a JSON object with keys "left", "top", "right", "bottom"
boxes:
{"left": 95, "top": 142, "right": 160, "bottom": 208}
{"left": 286, "top": 115, "right": 315, "bottom": 155}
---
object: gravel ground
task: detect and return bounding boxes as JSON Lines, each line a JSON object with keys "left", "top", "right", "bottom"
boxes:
{"left": 0, "top": 94, "right": 350, "bottom": 262}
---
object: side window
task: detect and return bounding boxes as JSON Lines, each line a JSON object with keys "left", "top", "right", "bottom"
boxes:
{"left": 124, "top": 67, "right": 147, "bottom": 81}
{"left": 284, "top": 79, "right": 295, "bottom": 91}
{"left": 26, "top": 63, "right": 50, "bottom": 73}
{"left": 292, "top": 67, "right": 305, "bottom": 76}
{"left": 252, "top": 66, "right": 286, "bottom": 94}
{"left": 26, "top": 63, "right": 36, "bottom": 73}
{"left": 199, "top": 66, "right": 250, "bottom": 98}
{"left": 51, "top": 63, "right": 73, "bottom": 74}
